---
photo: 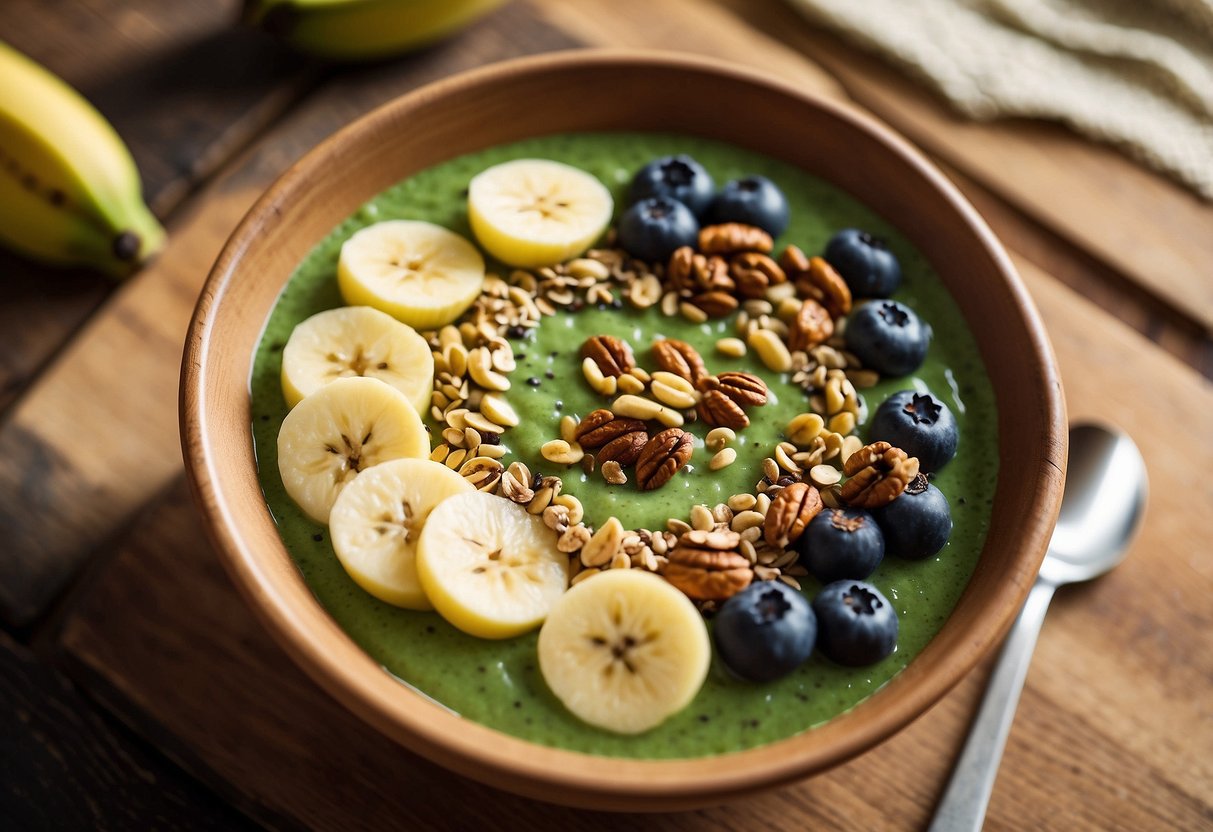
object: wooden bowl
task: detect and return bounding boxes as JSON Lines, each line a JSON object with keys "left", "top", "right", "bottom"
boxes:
{"left": 181, "top": 50, "right": 1065, "bottom": 811}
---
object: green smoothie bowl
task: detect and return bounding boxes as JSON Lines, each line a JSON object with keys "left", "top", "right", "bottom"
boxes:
{"left": 181, "top": 50, "right": 1065, "bottom": 810}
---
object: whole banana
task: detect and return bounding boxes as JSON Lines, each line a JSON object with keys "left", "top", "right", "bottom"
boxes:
{"left": 0, "top": 41, "right": 165, "bottom": 278}
{"left": 243, "top": 0, "right": 507, "bottom": 60}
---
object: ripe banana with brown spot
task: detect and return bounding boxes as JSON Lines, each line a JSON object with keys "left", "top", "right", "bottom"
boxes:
{"left": 0, "top": 41, "right": 165, "bottom": 278}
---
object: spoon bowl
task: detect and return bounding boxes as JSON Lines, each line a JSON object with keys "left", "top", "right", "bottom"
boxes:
{"left": 930, "top": 422, "right": 1147, "bottom": 831}
{"left": 1042, "top": 423, "right": 1148, "bottom": 585}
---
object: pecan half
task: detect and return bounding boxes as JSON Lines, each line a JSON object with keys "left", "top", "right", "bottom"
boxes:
{"left": 697, "top": 388, "right": 749, "bottom": 430}
{"left": 787, "top": 298, "right": 834, "bottom": 352}
{"left": 730, "top": 252, "right": 787, "bottom": 299}
{"left": 651, "top": 339, "right": 707, "bottom": 386}
{"left": 574, "top": 408, "right": 646, "bottom": 449}
{"left": 795, "top": 256, "right": 852, "bottom": 317}
{"left": 598, "top": 429, "right": 648, "bottom": 466}
{"left": 689, "top": 290, "right": 739, "bottom": 319}
{"left": 763, "top": 481, "right": 824, "bottom": 548}
{"left": 635, "top": 427, "right": 694, "bottom": 491}
{"left": 663, "top": 528, "right": 752, "bottom": 601}
{"left": 698, "top": 223, "right": 773, "bottom": 256}
{"left": 707, "top": 371, "right": 768, "bottom": 408}
{"left": 579, "top": 334, "right": 635, "bottom": 377}
{"left": 840, "top": 441, "right": 919, "bottom": 508}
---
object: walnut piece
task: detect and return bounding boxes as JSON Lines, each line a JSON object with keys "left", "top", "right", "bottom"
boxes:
{"left": 651, "top": 338, "right": 707, "bottom": 386}
{"left": 689, "top": 290, "right": 738, "bottom": 319}
{"left": 635, "top": 427, "right": 694, "bottom": 491}
{"left": 663, "top": 528, "right": 753, "bottom": 601}
{"left": 778, "top": 244, "right": 811, "bottom": 276}
{"left": 667, "top": 246, "right": 733, "bottom": 294}
{"left": 794, "top": 256, "right": 851, "bottom": 317}
{"left": 579, "top": 334, "right": 635, "bottom": 377}
{"left": 573, "top": 408, "right": 646, "bottom": 449}
{"left": 763, "top": 481, "right": 824, "bottom": 548}
{"left": 698, "top": 223, "right": 773, "bottom": 255}
{"left": 730, "top": 252, "right": 786, "bottom": 299}
{"left": 787, "top": 297, "right": 834, "bottom": 352}
{"left": 697, "top": 388, "right": 749, "bottom": 430}
{"left": 840, "top": 441, "right": 919, "bottom": 508}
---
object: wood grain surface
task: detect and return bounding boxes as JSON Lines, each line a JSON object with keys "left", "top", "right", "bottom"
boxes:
{"left": 1, "top": 0, "right": 1211, "bottom": 827}
{"left": 58, "top": 262, "right": 1213, "bottom": 829}
{"left": 0, "top": 634, "right": 254, "bottom": 830}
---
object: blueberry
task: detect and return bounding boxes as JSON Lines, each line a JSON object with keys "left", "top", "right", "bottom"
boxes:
{"left": 714, "top": 581, "right": 816, "bottom": 682}
{"left": 824, "top": 228, "right": 902, "bottom": 297}
{"left": 617, "top": 197, "right": 699, "bottom": 262}
{"left": 627, "top": 155, "right": 715, "bottom": 218}
{"left": 844, "top": 300, "right": 930, "bottom": 376}
{"left": 872, "top": 474, "right": 952, "bottom": 559}
{"left": 869, "top": 389, "right": 958, "bottom": 473}
{"left": 707, "top": 175, "right": 789, "bottom": 237}
{"left": 796, "top": 508, "right": 885, "bottom": 583}
{"left": 812, "top": 580, "right": 898, "bottom": 666}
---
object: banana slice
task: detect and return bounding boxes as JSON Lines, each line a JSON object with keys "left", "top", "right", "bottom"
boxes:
{"left": 416, "top": 491, "right": 568, "bottom": 639}
{"left": 337, "top": 220, "right": 485, "bottom": 329}
{"left": 538, "top": 569, "right": 710, "bottom": 734}
{"left": 467, "top": 159, "right": 613, "bottom": 268}
{"left": 329, "top": 458, "right": 472, "bottom": 610}
{"left": 277, "top": 376, "right": 429, "bottom": 524}
{"left": 280, "top": 305, "right": 434, "bottom": 413}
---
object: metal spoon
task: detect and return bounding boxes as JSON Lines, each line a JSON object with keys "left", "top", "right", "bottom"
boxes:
{"left": 929, "top": 423, "right": 1147, "bottom": 832}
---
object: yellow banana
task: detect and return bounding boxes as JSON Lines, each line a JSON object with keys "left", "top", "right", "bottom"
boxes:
{"left": 243, "top": 0, "right": 507, "bottom": 60}
{"left": 0, "top": 41, "right": 165, "bottom": 278}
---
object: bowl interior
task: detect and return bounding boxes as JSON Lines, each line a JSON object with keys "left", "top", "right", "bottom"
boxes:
{"left": 182, "top": 50, "right": 1065, "bottom": 810}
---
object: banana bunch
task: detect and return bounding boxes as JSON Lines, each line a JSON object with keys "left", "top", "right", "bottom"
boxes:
{"left": 0, "top": 41, "right": 164, "bottom": 278}
{"left": 243, "top": 0, "right": 508, "bottom": 60}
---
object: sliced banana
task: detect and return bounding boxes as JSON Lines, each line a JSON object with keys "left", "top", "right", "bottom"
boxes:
{"left": 337, "top": 220, "right": 485, "bottom": 329}
{"left": 280, "top": 305, "right": 434, "bottom": 413}
{"left": 467, "top": 159, "right": 613, "bottom": 268}
{"left": 538, "top": 569, "right": 710, "bottom": 734}
{"left": 416, "top": 491, "right": 568, "bottom": 639}
{"left": 277, "top": 376, "right": 429, "bottom": 524}
{"left": 329, "top": 458, "right": 472, "bottom": 610}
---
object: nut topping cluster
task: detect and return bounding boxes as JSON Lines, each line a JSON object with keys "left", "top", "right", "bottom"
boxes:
{"left": 403, "top": 202, "right": 941, "bottom": 611}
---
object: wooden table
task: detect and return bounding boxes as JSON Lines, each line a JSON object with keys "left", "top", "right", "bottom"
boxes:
{"left": 3, "top": 1, "right": 1211, "bottom": 828}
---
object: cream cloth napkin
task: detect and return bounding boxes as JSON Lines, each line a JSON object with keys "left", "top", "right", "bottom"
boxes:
{"left": 785, "top": 0, "right": 1213, "bottom": 199}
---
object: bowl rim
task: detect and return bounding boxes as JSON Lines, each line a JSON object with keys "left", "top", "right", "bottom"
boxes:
{"left": 181, "top": 48, "right": 1065, "bottom": 809}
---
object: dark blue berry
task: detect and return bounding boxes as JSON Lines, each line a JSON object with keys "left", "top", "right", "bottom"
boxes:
{"left": 707, "top": 175, "right": 789, "bottom": 237}
{"left": 872, "top": 474, "right": 952, "bottom": 560}
{"left": 714, "top": 581, "right": 816, "bottom": 682}
{"left": 844, "top": 300, "right": 930, "bottom": 376}
{"left": 617, "top": 197, "right": 699, "bottom": 262}
{"left": 824, "top": 228, "right": 902, "bottom": 297}
{"left": 627, "top": 155, "right": 715, "bottom": 218}
{"left": 812, "top": 580, "right": 898, "bottom": 666}
{"left": 869, "top": 389, "right": 958, "bottom": 473}
{"left": 796, "top": 508, "right": 885, "bottom": 583}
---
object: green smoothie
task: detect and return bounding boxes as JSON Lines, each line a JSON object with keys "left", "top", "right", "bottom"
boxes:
{"left": 249, "top": 132, "right": 998, "bottom": 758}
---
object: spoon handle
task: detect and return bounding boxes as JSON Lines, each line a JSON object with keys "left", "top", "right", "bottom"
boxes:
{"left": 928, "top": 579, "right": 1057, "bottom": 832}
